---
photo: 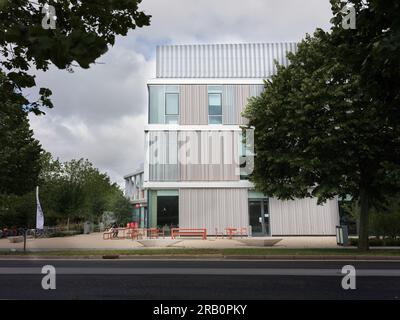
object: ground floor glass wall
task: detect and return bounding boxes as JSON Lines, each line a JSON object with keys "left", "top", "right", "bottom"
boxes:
{"left": 248, "top": 191, "right": 270, "bottom": 236}
{"left": 148, "top": 190, "right": 179, "bottom": 231}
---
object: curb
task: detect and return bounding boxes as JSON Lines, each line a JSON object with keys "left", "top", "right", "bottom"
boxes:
{"left": 1, "top": 254, "right": 400, "bottom": 260}
{"left": 223, "top": 255, "right": 400, "bottom": 260}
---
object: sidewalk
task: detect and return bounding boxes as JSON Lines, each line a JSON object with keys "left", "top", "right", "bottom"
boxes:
{"left": 0, "top": 232, "right": 339, "bottom": 251}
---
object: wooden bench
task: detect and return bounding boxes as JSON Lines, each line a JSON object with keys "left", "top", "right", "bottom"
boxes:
{"left": 171, "top": 228, "right": 207, "bottom": 240}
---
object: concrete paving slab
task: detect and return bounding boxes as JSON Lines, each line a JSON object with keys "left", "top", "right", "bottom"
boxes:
{"left": 237, "top": 238, "right": 282, "bottom": 247}
{"left": 137, "top": 239, "right": 182, "bottom": 247}
{"left": 0, "top": 232, "right": 340, "bottom": 250}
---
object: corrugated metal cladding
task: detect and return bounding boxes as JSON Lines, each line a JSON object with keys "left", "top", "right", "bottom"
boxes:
{"left": 148, "top": 131, "right": 179, "bottom": 181}
{"left": 179, "top": 188, "right": 248, "bottom": 232}
{"left": 177, "top": 84, "right": 264, "bottom": 125}
{"left": 148, "top": 131, "right": 240, "bottom": 181}
{"left": 269, "top": 197, "right": 340, "bottom": 235}
{"left": 156, "top": 43, "right": 298, "bottom": 78}
{"left": 179, "top": 131, "right": 239, "bottom": 181}
{"left": 180, "top": 85, "right": 208, "bottom": 125}
{"left": 222, "top": 84, "right": 263, "bottom": 124}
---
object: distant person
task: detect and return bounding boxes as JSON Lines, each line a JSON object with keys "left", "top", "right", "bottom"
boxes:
{"left": 111, "top": 222, "right": 119, "bottom": 238}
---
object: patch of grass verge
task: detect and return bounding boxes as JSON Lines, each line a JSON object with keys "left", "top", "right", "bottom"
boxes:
{"left": 0, "top": 247, "right": 399, "bottom": 256}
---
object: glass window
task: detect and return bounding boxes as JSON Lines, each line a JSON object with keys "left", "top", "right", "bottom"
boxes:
{"left": 149, "top": 85, "right": 179, "bottom": 124}
{"left": 209, "top": 115, "right": 222, "bottom": 124}
{"left": 208, "top": 93, "right": 221, "bottom": 107}
{"left": 165, "top": 115, "right": 178, "bottom": 124}
{"left": 157, "top": 195, "right": 179, "bottom": 229}
{"left": 208, "top": 93, "right": 222, "bottom": 124}
{"left": 239, "top": 130, "right": 248, "bottom": 180}
{"left": 165, "top": 92, "right": 179, "bottom": 124}
{"left": 209, "top": 104, "right": 222, "bottom": 115}
{"left": 149, "top": 85, "right": 165, "bottom": 124}
{"left": 165, "top": 93, "right": 179, "bottom": 115}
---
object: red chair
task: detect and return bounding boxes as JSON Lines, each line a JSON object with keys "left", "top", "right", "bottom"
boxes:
{"left": 238, "top": 227, "right": 248, "bottom": 238}
{"left": 215, "top": 228, "right": 224, "bottom": 239}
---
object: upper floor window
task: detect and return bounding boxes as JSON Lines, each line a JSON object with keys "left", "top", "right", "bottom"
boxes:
{"left": 208, "top": 86, "right": 222, "bottom": 124}
{"left": 165, "top": 93, "right": 179, "bottom": 124}
{"left": 239, "top": 136, "right": 248, "bottom": 180}
{"left": 149, "top": 85, "right": 179, "bottom": 124}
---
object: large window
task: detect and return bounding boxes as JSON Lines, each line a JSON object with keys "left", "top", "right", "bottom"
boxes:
{"left": 157, "top": 195, "right": 179, "bottom": 229}
{"left": 149, "top": 85, "right": 179, "bottom": 124}
{"left": 148, "top": 190, "right": 179, "bottom": 230}
{"left": 239, "top": 130, "right": 247, "bottom": 180}
{"left": 208, "top": 86, "right": 222, "bottom": 124}
{"left": 239, "top": 129, "right": 255, "bottom": 180}
{"left": 165, "top": 93, "right": 179, "bottom": 124}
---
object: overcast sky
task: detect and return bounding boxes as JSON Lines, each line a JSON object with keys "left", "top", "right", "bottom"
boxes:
{"left": 29, "top": 0, "right": 333, "bottom": 188}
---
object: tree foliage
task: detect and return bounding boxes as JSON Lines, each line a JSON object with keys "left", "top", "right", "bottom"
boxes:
{"left": 0, "top": 152, "right": 132, "bottom": 228}
{"left": 39, "top": 154, "right": 132, "bottom": 224}
{"left": 243, "top": 0, "right": 400, "bottom": 250}
{"left": 370, "top": 197, "right": 400, "bottom": 240}
{"left": 0, "top": 73, "right": 42, "bottom": 195}
{"left": 0, "top": 0, "right": 151, "bottom": 113}
{"left": 0, "top": 1, "right": 145, "bottom": 228}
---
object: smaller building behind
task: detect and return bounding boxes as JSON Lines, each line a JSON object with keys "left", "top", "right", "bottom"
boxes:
{"left": 124, "top": 164, "right": 147, "bottom": 227}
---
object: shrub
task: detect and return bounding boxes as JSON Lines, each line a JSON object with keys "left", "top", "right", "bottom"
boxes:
{"left": 50, "top": 230, "right": 81, "bottom": 238}
{"left": 349, "top": 238, "right": 400, "bottom": 247}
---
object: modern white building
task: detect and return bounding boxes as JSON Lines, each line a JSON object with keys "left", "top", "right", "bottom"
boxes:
{"left": 139, "top": 43, "right": 339, "bottom": 236}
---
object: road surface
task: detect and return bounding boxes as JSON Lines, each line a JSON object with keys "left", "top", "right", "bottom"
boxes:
{"left": 0, "top": 259, "right": 399, "bottom": 299}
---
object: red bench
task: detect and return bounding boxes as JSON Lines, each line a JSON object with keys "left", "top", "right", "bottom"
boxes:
{"left": 171, "top": 228, "right": 207, "bottom": 240}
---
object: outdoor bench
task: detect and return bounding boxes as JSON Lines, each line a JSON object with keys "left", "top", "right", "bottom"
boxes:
{"left": 170, "top": 228, "right": 207, "bottom": 240}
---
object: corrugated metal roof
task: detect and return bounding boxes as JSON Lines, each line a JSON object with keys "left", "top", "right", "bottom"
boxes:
{"left": 156, "top": 43, "right": 297, "bottom": 79}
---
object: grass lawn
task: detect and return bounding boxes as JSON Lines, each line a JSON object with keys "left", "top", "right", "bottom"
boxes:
{"left": 0, "top": 247, "right": 400, "bottom": 257}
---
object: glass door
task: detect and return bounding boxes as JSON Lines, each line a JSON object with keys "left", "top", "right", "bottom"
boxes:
{"left": 249, "top": 199, "right": 270, "bottom": 236}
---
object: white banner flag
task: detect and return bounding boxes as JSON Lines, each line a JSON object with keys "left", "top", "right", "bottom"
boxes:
{"left": 36, "top": 186, "right": 44, "bottom": 230}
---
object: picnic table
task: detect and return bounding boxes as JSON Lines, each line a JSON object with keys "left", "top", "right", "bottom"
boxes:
{"left": 103, "top": 227, "right": 132, "bottom": 240}
{"left": 225, "top": 228, "right": 237, "bottom": 239}
{"left": 103, "top": 227, "right": 167, "bottom": 240}
{"left": 225, "top": 227, "right": 249, "bottom": 239}
{"left": 128, "top": 228, "right": 145, "bottom": 239}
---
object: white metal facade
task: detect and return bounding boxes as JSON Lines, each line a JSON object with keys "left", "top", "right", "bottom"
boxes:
{"left": 156, "top": 43, "right": 298, "bottom": 78}
{"left": 179, "top": 188, "right": 248, "bottom": 232}
{"left": 146, "top": 129, "right": 241, "bottom": 182}
{"left": 269, "top": 197, "right": 340, "bottom": 235}
{"left": 142, "top": 42, "right": 339, "bottom": 235}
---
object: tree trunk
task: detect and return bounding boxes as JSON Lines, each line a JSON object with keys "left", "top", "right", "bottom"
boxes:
{"left": 358, "top": 188, "right": 370, "bottom": 251}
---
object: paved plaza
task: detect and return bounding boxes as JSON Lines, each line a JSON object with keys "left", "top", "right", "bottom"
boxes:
{"left": 0, "top": 232, "right": 338, "bottom": 251}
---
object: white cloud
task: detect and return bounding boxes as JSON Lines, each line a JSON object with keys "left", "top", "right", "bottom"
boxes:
{"left": 30, "top": 113, "right": 147, "bottom": 187}
{"left": 130, "top": 0, "right": 332, "bottom": 46}
{"left": 29, "top": 0, "right": 333, "bottom": 186}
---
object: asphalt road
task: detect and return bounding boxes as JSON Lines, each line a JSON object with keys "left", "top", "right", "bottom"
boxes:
{"left": 0, "top": 259, "right": 399, "bottom": 299}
